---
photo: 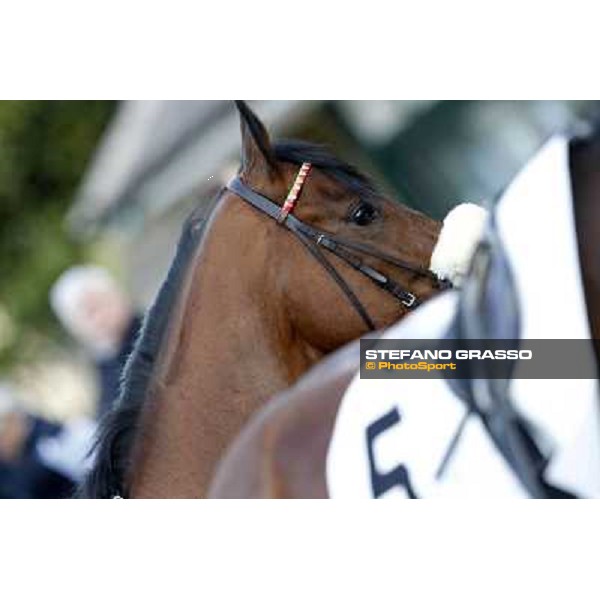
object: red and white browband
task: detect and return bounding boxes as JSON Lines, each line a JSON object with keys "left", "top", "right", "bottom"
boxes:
{"left": 277, "top": 162, "right": 312, "bottom": 224}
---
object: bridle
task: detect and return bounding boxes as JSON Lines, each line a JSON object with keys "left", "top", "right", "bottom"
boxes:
{"left": 227, "top": 162, "right": 450, "bottom": 331}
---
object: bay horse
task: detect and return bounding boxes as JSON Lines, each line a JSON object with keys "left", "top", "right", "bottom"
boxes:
{"left": 208, "top": 128, "right": 600, "bottom": 498}
{"left": 80, "top": 101, "right": 449, "bottom": 498}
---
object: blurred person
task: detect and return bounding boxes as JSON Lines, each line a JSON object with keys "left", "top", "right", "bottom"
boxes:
{"left": 0, "top": 384, "right": 85, "bottom": 498}
{"left": 50, "top": 265, "right": 142, "bottom": 418}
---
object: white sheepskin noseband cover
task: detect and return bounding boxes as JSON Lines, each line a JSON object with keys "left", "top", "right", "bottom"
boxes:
{"left": 429, "top": 203, "right": 489, "bottom": 287}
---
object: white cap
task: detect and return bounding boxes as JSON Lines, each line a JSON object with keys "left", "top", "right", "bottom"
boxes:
{"left": 50, "top": 265, "right": 118, "bottom": 332}
{"left": 50, "top": 264, "right": 131, "bottom": 357}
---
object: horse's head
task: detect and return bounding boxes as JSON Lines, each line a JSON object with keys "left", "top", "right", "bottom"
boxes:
{"left": 229, "top": 101, "right": 469, "bottom": 351}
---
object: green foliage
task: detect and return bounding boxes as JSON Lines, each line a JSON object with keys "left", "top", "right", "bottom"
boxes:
{"left": 0, "top": 101, "right": 115, "bottom": 370}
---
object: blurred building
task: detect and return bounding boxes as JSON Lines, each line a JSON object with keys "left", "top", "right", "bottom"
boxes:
{"left": 68, "top": 100, "right": 598, "bottom": 308}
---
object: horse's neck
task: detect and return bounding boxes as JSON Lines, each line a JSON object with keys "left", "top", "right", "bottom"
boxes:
{"left": 128, "top": 197, "right": 320, "bottom": 498}
{"left": 570, "top": 138, "right": 600, "bottom": 349}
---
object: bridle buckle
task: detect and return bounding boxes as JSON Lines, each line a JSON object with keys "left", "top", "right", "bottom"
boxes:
{"left": 401, "top": 292, "right": 417, "bottom": 308}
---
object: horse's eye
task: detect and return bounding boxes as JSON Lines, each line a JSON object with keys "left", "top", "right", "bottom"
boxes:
{"left": 350, "top": 202, "right": 378, "bottom": 226}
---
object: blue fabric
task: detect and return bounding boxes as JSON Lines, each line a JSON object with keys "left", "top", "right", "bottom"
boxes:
{"left": 0, "top": 417, "right": 74, "bottom": 499}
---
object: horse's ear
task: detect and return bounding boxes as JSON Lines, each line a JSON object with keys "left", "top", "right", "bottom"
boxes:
{"left": 235, "top": 100, "right": 279, "bottom": 177}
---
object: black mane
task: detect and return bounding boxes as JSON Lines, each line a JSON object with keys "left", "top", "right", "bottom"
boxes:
{"left": 78, "top": 139, "right": 378, "bottom": 498}
{"left": 273, "top": 139, "right": 378, "bottom": 199}
{"left": 77, "top": 206, "right": 208, "bottom": 498}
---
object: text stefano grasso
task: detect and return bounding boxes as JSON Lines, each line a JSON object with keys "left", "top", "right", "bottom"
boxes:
{"left": 364, "top": 349, "right": 533, "bottom": 361}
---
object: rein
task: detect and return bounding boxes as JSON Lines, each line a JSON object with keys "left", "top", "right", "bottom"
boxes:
{"left": 227, "top": 163, "right": 449, "bottom": 330}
